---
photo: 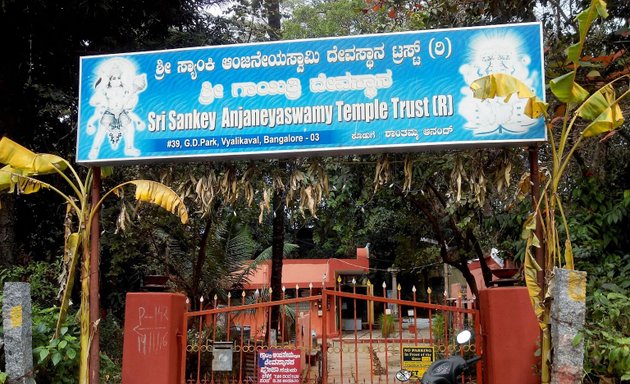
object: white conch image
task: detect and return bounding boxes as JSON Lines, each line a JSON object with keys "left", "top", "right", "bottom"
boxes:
{"left": 458, "top": 31, "right": 541, "bottom": 135}
{"left": 86, "top": 57, "right": 147, "bottom": 159}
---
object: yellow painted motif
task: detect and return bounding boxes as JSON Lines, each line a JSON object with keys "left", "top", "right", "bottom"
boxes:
{"left": 10, "top": 305, "right": 23, "bottom": 328}
{"left": 568, "top": 271, "right": 586, "bottom": 303}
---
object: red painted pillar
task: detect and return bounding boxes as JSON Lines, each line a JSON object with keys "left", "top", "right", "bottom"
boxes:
{"left": 479, "top": 287, "right": 540, "bottom": 384}
{"left": 122, "top": 292, "right": 187, "bottom": 384}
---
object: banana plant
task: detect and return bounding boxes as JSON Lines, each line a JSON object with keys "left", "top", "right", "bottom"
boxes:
{"left": 0, "top": 136, "right": 188, "bottom": 384}
{"left": 469, "top": 0, "right": 627, "bottom": 381}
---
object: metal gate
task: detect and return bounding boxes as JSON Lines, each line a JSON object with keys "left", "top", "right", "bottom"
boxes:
{"left": 180, "top": 283, "right": 482, "bottom": 384}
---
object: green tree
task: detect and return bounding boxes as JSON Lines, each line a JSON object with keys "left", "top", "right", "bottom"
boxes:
{"left": 0, "top": 0, "right": 230, "bottom": 266}
{"left": 570, "top": 179, "right": 630, "bottom": 381}
{"left": 283, "top": 0, "right": 390, "bottom": 39}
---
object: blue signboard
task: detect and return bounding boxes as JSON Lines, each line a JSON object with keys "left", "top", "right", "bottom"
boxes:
{"left": 76, "top": 23, "right": 545, "bottom": 165}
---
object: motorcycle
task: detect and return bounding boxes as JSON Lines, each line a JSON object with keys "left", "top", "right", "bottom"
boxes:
{"left": 395, "top": 330, "right": 481, "bottom": 384}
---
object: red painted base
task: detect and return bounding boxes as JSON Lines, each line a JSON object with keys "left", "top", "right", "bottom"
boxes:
{"left": 121, "top": 292, "right": 187, "bottom": 384}
{"left": 480, "top": 287, "right": 541, "bottom": 384}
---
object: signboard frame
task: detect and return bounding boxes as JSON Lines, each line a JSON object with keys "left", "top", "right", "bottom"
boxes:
{"left": 77, "top": 23, "right": 546, "bottom": 166}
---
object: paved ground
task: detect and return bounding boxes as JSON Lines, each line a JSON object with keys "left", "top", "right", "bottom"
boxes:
{"left": 314, "top": 327, "right": 434, "bottom": 384}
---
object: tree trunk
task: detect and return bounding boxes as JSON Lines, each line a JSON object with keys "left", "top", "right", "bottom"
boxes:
{"left": 0, "top": 194, "right": 16, "bottom": 266}
{"left": 406, "top": 190, "right": 481, "bottom": 299}
{"left": 458, "top": 260, "right": 480, "bottom": 298}
{"left": 266, "top": 0, "right": 281, "bottom": 40}
{"left": 266, "top": 0, "right": 283, "bottom": 343}
{"left": 468, "top": 227, "right": 493, "bottom": 288}
{"left": 191, "top": 216, "right": 214, "bottom": 310}
{"left": 270, "top": 183, "right": 284, "bottom": 340}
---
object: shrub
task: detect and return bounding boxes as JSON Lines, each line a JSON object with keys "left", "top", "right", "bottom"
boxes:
{"left": 32, "top": 307, "right": 80, "bottom": 384}
{"left": 431, "top": 313, "right": 445, "bottom": 343}
{"left": 378, "top": 312, "right": 395, "bottom": 338}
{"left": 578, "top": 253, "right": 630, "bottom": 382}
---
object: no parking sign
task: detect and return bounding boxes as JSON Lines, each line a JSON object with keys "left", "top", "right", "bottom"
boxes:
{"left": 402, "top": 345, "right": 434, "bottom": 377}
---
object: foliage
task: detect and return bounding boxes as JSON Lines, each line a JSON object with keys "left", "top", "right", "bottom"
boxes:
{"left": 100, "top": 353, "right": 122, "bottom": 384}
{"left": 0, "top": 263, "right": 77, "bottom": 382}
{"left": 0, "top": 261, "right": 60, "bottom": 306}
{"left": 579, "top": 254, "right": 630, "bottom": 382}
{"left": 33, "top": 323, "right": 80, "bottom": 384}
{"left": 378, "top": 312, "right": 395, "bottom": 338}
{"left": 361, "top": 0, "right": 536, "bottom": 30}
{"left": 30, "top": 304, "right": 121, "bottom": 383}
{"left": 98, "top": 316, "right": 124, "bottom": 378}
{"left": 28, "top": 304, "right": 79, "bottom": 384}
{"left": 174, "top": 214, "right": 261, "bottom": 301}
{"left": 0, "top": 273, "right": 121, "bottom": 384}
{"left": 0, "top": 0, "right": 226, "bottom": 271}
{"left": 0, "top": 268, "right": 78, "bottom": 381}
{"left": 307, "top": 157, "right": 375, "bottom": 258}
{"left": 569, "top": 179, "right": 630, "bottom": 381}
{"left": 226, "top": 0, "right": 278, "bottom": 42}
{"left": 471, "top": 0, "right": 628, "bottom": 381}
{"left": 0, "top": 3, "right": 239, "bottom": 376}
{"left": 431, "top": 313, "right": 445, "bottom": 343}
{"left": 569, "top": 181, "right": 630, "bottom": 255}
{"left": 0, "top": 137, "right": 188, "bottom": 383}
{"left": 283, "top": 0, "right": 391, "bottom": 39}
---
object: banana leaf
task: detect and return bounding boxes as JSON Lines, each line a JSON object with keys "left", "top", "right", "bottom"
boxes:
{"left": 0, "top": 137, "right": 67, "bottom": 174}
{"left": 128, "top": 180, "right": 189, "bottom": 224}
{"left": 470, "top": 73, "right": 548, "bottom": 118}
